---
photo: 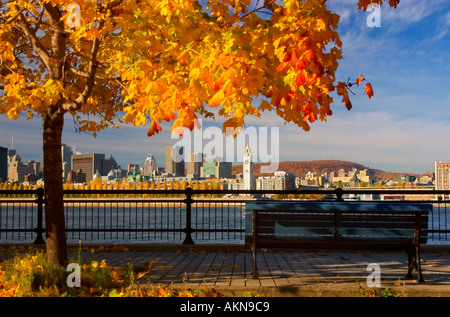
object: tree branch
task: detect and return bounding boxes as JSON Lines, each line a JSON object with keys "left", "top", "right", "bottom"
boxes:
{"left": 104, "top": 0, "right": 124, "bottom": 10}
{"left": 33, "top": 2, "right": 46, "bottom": 33}
{"left": 69, "top": 66, "right": 121, "bottom": 81}
{"left": 14, "top": 7, "right": 52, "bottom": 71}
{"left": 6, "top": 8, "right": 25, "bottom": 24}
{"left": 63, "top": 31, "right": 103, "bottom": 112}
{"left": 240, "top": 0, "right": 276, "bottom": 19}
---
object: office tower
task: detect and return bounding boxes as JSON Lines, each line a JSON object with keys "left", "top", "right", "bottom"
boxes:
{"left": 144, "top": 154, "right": 158, "bottom": 177}
{"left": 215, "top": 161, "right": 232, "bottom": 179}
{"left": 7, "top": 148, "right": 16, "bottom": 166}
{"left": 0, "top": 147, "right": 7, "bottom": 183}
{"left": 71, "top": 153, "right": 105, "bottom": 182}
{"left": 201, "top": 161, "right": 216, "bottom": 178}
{"left": 103, "top": 154, "right": 118, "bottom": 175}
{"left": 61, "top": 144, "right": 74, "bottom": 181}
{"left": 187, "top": 152, "right": 203, "bottom": 176}
{"left": 165, "top": 146, "right": 184, "bottom": 176}
{"left": 8, "top": 154, "right": 24, "bottom": 183}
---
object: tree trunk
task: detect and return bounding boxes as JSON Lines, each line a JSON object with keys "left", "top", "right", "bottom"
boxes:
{"left": 43, "top": 110, "right": 68, "bottom": 266}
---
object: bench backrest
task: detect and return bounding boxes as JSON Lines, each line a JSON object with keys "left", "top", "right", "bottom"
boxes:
{"left": 245, "top": 201, "right": 431, "bottom": 246}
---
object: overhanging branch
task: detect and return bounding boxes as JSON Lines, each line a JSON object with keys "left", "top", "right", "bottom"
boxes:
{"left": 14, "top": 7, "right": 52, "bottom": 71}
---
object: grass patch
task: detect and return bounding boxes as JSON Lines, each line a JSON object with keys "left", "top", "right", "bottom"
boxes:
{"left": 0, "top": 248, "right": 226, "bottom": 297}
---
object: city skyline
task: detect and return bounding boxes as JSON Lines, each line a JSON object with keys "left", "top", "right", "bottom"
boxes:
{"left": 2, "top": 1, "right": 450, "bottom": 174}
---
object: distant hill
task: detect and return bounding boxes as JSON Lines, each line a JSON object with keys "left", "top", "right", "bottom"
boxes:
{"left": 232, "top": 160, "right": 422, "bottom": 181}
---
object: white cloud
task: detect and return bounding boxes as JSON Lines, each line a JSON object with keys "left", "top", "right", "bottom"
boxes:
{"left": 382, "top": 0, "right": 445, "bottom": 27}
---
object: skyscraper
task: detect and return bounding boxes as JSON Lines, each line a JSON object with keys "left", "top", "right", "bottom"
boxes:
{"left": 103, "top": 155, "right": 118, "bottom": 175}
{"left": 0, "top": 147, "right": 7, "bottom": 183}
{"left": 8, "top": 154, "right": 24, "bottom": 183}
{"left": 71, "top": 153, "right": 105, "bottom": 182}
{"left": 61, "top": 144, "right": 74, "bottom": 182}
{"left": 165, "top": 146, "right": 184, "bottom": 176}
{"left": 144, "top": 154, "right": 157, "bottom": 177}
{"left": 187, "top": 152, "right": 203, "bottom": 177}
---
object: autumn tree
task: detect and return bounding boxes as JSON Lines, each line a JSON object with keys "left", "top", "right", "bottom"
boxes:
{"left": 1, "top": 0, "right": 398, "bottom": 265}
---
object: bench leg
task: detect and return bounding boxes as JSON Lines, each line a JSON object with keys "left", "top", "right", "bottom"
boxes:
{"left": 252, "top": 244, "right": 259, "bottom": 279}
{"left": 406, "top": 249, "right": 414, "bottom": 279}
{"left": 406, "top": 247, "right": 425, "bottom": 282}
{"left": 416, "top": 245, "right": 425, "bottom": 283}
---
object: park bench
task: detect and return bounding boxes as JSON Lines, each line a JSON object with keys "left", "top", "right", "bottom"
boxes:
{"left": 245, "top": 200, "right": 431, "bottom": 282}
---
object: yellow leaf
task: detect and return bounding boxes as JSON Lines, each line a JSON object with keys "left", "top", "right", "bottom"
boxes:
{"left": 86, "top": 28, "right": 101, "bottom": 41}
{"left": 208, "top": 90, "right": 225, "bottom": 107}
{"left": 158, "top": 265, "right": 170, "bottom": 269}
{"left": 229, "top": 263, "right": 240, "bottom": 269}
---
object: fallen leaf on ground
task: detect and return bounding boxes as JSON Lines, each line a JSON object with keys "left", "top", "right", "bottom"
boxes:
{"left": 158, "top": 265, "right": 171, "bottom": 269}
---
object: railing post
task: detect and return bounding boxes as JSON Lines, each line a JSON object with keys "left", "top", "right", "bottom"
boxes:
{"left": 183, "top": 187, "right": 194, "bottom": 245}
{"left": 33, "top": 187, "right": 45, "bottom": 245}
{"left": 335, "top": 188, "right": 343, "bottom": 202}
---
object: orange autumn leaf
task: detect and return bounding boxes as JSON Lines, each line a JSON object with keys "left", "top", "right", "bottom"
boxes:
{"left": 342, "top": 93, "right": 352, "bottom": 110}
{"left": 336, "top": 82, "right": 347, "bottom": 96}
{"left": 86, "top": 28, "right": 101, "bottom": 41}
{"left": 157, "top": 286, "right": 170, "bottom": 297}
{"left": 355, "top": 74, "right": 365, "bottom": 86}
{"left": 147, "top": 120, "right": 162, "bottom": 137}
{"left": 364, "top": 83, "right": 374, "bottom": 99}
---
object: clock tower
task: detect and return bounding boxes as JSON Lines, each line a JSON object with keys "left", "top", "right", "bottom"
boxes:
{"left": 243, "top": 144, "right": 254, "bottom": 190}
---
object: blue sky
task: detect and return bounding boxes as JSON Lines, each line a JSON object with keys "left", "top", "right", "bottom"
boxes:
{"left": 1, "top": 0, "right": 450, "bottom": 174}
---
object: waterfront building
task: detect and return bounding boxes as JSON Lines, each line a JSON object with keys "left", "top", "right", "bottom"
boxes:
{"left": 435, "top": 161, "right": 450, "bottom": 190}
{"left": 256, "top": 171, "right": 296, "bottom": 190}
{"left": 330, "top": 168, "right": 373, "bottom": 187}
{"left": 397, "top": 175, "right": 417, "bottom": 183}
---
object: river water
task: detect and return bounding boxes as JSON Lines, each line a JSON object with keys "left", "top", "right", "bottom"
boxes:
{"left": 0, "top": 204, "right": 449, "bottom": 245}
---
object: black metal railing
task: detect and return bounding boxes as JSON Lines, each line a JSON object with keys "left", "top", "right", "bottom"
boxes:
{"left": 1, "top": 187, "right": 449, "bottom": 245}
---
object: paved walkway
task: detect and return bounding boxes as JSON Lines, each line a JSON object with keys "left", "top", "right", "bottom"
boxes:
{"left": 67, "top": 244, "right": 450, "bottom": 297}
